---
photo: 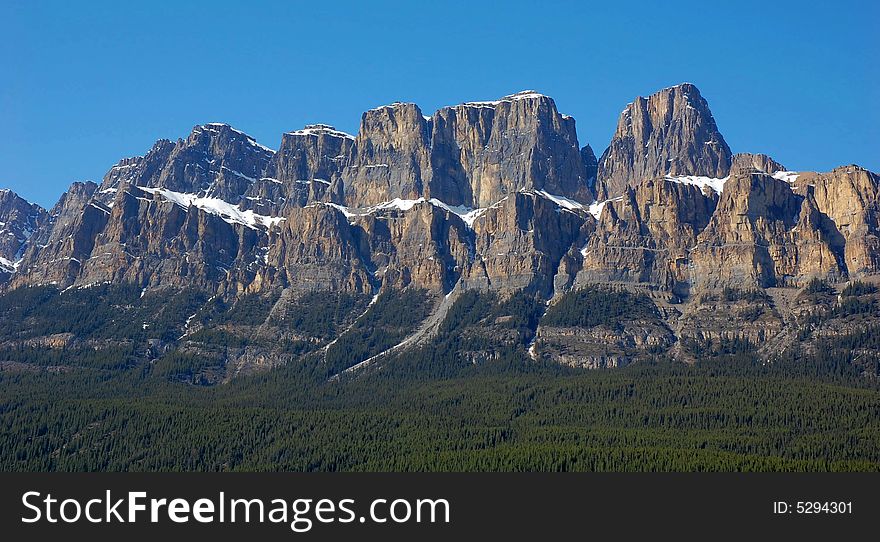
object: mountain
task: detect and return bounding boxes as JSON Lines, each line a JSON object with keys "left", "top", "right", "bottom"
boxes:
{"left": 1, "top": 83, "right": 878, "bottom": 382}
{"left": 0, "top": 190, "right": 47, "bottom": 276}
{"left": 597, "top": 83, "right": 732, "bottom": 199}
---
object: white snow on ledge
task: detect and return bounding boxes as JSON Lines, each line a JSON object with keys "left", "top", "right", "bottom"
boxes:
{"left": 286, "top": 124, "right": 355, "bottom": 140}
{"left": 139, "top": 187, "right": 285, "bottom": 230}
{"left": 772, "top": 170, "right": 800, "bottom": 184}
{"left": 0, "top": 256, "right": 21, "bottom": 274}
{"left": 316, "top": 189, "right": 599, "bottom": 228}
{"left": 529, "top": 191, "right": 622, "bottom": 222}
{"left": 533, "top": 189, "right": 619, "bottom": 220}
{"left": 462, "top": 90, "right": 548, "bottom": 108}
{"left": 587, "top": 196, "right": 625, "bottom": 220}
{"left": 319, "top": 198, "right": 487, "bottom": 228}
{"left": 534, "top": 190, "right": 586, "bottom": 212}
{"left": 662, "top": 171, "right": 800, "bottom": 194}
{"left": 664, "top": 174, "right": 730, "bottom": 194}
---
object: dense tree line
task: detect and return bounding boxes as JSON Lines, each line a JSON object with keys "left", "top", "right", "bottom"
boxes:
{"left": 324, "top": 289, "right": 433, "bottom": 375}
{"left": 542, "top": 286, "right": 657, "bottom": 330}
{"left": 0, "top": 283, "right": 879, "bottom": 472}
{"left": 2, "top": 357, "right": 878, "bottom": 471}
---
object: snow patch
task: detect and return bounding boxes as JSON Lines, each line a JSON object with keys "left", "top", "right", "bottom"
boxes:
{"left": 462, "top": 90, "right": 548, "bottom": 108}
{"left": 535, "top": 190, "right": 586, "bottom": 212}
{"left": 664, "top": 174, "right": 730, "bottom": 194}
{"left": 319, "top": 198, "right": 488, "bottom": 228}
{"left": 772, "top": 171, "right": 800, "bottom": 184}
{"left": 139, "top": 187, "right": 285, "bottom": 230}
{"left": 429, "top": 200, "right": 487, "bottom": 228}
{"left": 287, "top": 124, "right": 355, "bottom": 140}
{"left": 0, "top": 256, "right": 20, "bottom": 273}
{"left": 587, "top": 196, "right": 624, "bottom": 221}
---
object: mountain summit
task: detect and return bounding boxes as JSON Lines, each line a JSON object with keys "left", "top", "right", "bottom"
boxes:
{"left": 0, "top": 84, "right": 878, "bottom": 378}
{"left": 597, "top": 83, "right": 732, "bottom": 198}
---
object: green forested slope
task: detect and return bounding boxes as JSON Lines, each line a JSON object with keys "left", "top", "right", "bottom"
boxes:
{"left": 0, "top": 285, "right": 879, "bottom": 472}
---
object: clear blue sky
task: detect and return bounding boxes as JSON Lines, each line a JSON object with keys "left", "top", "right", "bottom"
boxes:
{"left": 2, "top": 0, "right": 877, "bottom": 207}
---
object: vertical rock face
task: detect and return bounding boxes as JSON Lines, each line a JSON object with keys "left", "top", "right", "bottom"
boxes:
{"left": 245, "top": 125, "right": 354, "bottom": 214}
{"left": 343, "top": 103, "right": 433, "bottom": 207}
{"left": 578, "top": 179, "right": 717, "bottom": 292}
{"left": 258, "top": 203, "right": 373, "bottom": 294}
{"left": 793, "top": 166, "right": 880, "bottom": 276}
{"left": 77, "top": 186, "right": 265, "bottom": 292}
{"left": 354, "top": 202, "right": 473, "bottom": 293}
{"left": 597, "top": 83, "right": 732, "bottom": 198}
{"left": 465, "top": 191, "right": 588, "bottom": 295}
{"left": 430, "top": 91, "right": 593, "bottom": 208}
{"left": 335, "top": 91, "right": 594, "bottom": 209}
{"left": 11, "top": 181, "right": 101, "bottom": 287}
{"left": 689, "top": 172, "right": 842, "bottom": 289}
{"left": 581, "top": 144, "right": 598, "bottom": 184}
{"left": 0, "top": 189, "right": 47, "bottom": 272}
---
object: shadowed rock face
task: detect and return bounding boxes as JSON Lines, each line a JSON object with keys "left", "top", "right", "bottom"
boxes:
{"left": 9, "top": 181, "right": 101, "bottom": 287}
{"left": 257, "top": 203, "right": 373, "bottom": 294}
{"left": 331, "top": 92, "right": 595, "bottom": 209}
{"left": 342, "top": 103, "right": 434, "bottom": 207}
{"left": 597, "top": 83, "right": 732, "bottom": 199}
{"left": 689, "top": 172, "right": 843, "bottom": 289}
{"left": 96, "top": 123, "right": 276, "bottom": 204}
{"left": 464, "top": 191, "right": 589, "bottom": 296}
{"left": 426, "top": 92, "right": 594, "bottom": 208}
{"left": 241, "top": 125, "right": 354, "bottom": 215}
{"left": 792, "top": 166, "right": 880, "bottom": 276}
{"left": 0, "top": 190, "right": 47, "bottom": 272}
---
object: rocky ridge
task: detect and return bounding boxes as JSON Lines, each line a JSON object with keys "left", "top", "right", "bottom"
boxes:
{"left": 1, "top": 83, "right": 878, "bottom": 376}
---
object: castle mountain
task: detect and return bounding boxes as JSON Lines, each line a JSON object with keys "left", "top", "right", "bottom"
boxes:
{"left": 1, "top": 84, "right": 877, "bottom": 378}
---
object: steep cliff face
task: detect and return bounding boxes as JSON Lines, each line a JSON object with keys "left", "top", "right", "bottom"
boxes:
{"left": 253, "top": 197, "right": 482, "bottom": 295}
{"left": 689, "top": 172, "right": 843, "bottom": 289}
{"left": 247, "top": 124, "right": 354, "bottom": 213}
{"left": 342, "top": 103, "right": 433, "bottom": 207}
{"left": 465, "top": 191, "right": 589, "bottom": 296}
{"left": 0, "top": 190, "right": 47, "bottom": 274}
{"left": 257, "top": 203, "right": 373, "bottom": 294}
{"left": 577, "top": 178, "right": 717, "bottom": 293}
{"left": 793, "top": 166, "right": 880, "bottom": 276}
{"left": 76, "top": 186, "right": 267, "bottom": 292}
{"left": 331, "top": 91, "right": 594, "bottom": 209}
{"left": 430, "top": 91, "right": 594, "bottom": 207}
{"left": 353, "top": 201, "right": 473, "bottom": 292}
{"left": 597, "top": 83, "right": 732, "bottom": 198}
{"left": 11, "top": 182, "right": 102, "bottom": 287}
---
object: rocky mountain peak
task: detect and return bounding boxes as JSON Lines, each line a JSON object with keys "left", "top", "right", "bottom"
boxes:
{"left": 428, "top": 89, "right": 593, "bottom": 207}
{"left": 96, "top": 123, "right": 276, "bottom": 205}
{"left": 597, "top": 83, "right": 732, "bottom": 199}
{"left": 6, "top": 85, "right": 876, "bottom": 316}
{"left": 0, "top": 189, "right": 48, "bottom": 272}
{"left": 343, "top": 101, "right": 433, "bottom": 207}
